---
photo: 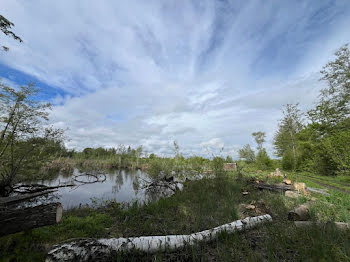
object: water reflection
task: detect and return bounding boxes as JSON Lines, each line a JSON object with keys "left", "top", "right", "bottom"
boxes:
{"left": 41, "top": 168, "right": 173, "bottom": 209}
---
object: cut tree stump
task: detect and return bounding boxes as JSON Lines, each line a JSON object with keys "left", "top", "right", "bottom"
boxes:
{"left": 288, "top": 203, "right": 312, "bottom": 221}
{"left": 285, "top": 190, "right": 300, "bottom": 198}
{"left": 46, "top": 214, "right": 272, "bottom": 262}
{"left": 0, "top": 202, "right": 62, "bottom": 237}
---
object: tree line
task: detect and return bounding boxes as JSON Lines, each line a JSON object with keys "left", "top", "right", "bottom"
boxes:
{"left": 239, "top": 45, "right": 350, "bottom": 176}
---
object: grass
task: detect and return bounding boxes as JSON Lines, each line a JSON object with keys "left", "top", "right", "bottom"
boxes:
{"left": 1, "top": 172, "right": 350, "bottom": 261}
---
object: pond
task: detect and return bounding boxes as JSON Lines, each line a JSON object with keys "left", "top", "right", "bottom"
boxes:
{"left": 41, "top": 168, "right": 171, "bottom": 209}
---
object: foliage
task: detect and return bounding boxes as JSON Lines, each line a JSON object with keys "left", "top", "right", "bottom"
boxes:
{"left": 238, "top": 144, "right": 255, "bottom": 163}
{"left": 274, "top": 104, "right": 303, "bottom": 170}
{"left": 281, "top": 149, "right": 295, "bottom": 170}
{"left": 252, "top": 131, "right": 266, "bottom": 151}
{"left": 0, "top": 14, "right": 22, "bottom": 51}
{"left": 308, "top": 44, "right": 350, "bottom": 129}
{"left": 0, "top": 83, "right": 64, "bottom": 196}
{"left": 271, "top": 45, "right": 350, "bottom": 176}
{"left": 255, "top": 148, "right": 273, "bottom": 170}
{"left": 211, "top": 157, "right": 225, "bottom": 178}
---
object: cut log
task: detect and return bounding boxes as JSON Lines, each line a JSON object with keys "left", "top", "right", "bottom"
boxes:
{"left": 288, "top": 203, "right": 312, "bottom": 221}
{"left": 307, "top": 187, "right": 330, "bottom": 196}
{"left": 285, "top": 190, "right": 300, "bottom": 198}
{"left": 254, "top": 183, "right": 293, "bottom": 192}
{"left": 294, "top": 221, "right": 350, "bottom": 230}
{"left": 293, "top": 182, "right": 307, "bottom": 195}
{"left": 46, "top": 214, "right": 272, "bottom": 262}
{"left": 0, "top": 202, "right": 62, "bottom": 237}
{"left": 0, "top": 190, "right": 56, "bottom": 207}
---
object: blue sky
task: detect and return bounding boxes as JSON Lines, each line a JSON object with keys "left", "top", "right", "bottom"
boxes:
{"left": 1, "top": 0, "right": 350, "bottom": 158}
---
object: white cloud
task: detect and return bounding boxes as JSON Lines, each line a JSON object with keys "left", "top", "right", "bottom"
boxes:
{"left": 1, "top": 1, "right": 350, "bottom": 158}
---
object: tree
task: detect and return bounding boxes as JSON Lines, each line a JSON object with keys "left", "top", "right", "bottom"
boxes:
{"left": 238, "top": 144, "right": 255, "bottom": 163}
{"left": 307, "top": 45, "right": 350, "bottom": 176}
{"left": 0, "top": 14, "right": 22, "bottom": 51}
{"left": 252, "top": 131, "right": 266, "bottom": 151}
{"left": 225, "top": 155, "right": 233, "bottom": 162}
{"left": 0, "top": 82, "right": 64, "bottom": 196}
{"left": 274, "top": 104, "right": 303, "bottom": 170}
{"left": 256, "top": 148, "right": 273, "bottom": 170}
{"left": 308, "top": 44, "right": 350, "bottom": 130}
{"left": 173, "top": 140, "right": 182, "bottom": 159}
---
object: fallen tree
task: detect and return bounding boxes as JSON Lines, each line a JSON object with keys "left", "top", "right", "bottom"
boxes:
{"left": 307, "top": 187, "right": 330, "bottom": 196}
{"left": 254, "top": 183, "right": 293, "bottom": 192}
{"left": 0, "top": 190, "right": 56, "bottom": 206}
{"left": 46, "top": 214, "right": 272, "bottom": 262}
{"left": 294, "top": 221, "right": 350, "bottom": 230}
{"left": 0, "top": 202, "right": 62, "bottom": 237}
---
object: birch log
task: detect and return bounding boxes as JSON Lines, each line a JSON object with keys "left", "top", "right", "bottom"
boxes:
{"left": 46, "top": 214, "right": 272, "bottom": 262}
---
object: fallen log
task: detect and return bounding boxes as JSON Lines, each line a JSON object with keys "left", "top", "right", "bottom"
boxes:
{"left": 46, "top": 214, "right": 272, "bottom": 262}
{"left": 254, "top": 183, "right": 293, "bottom": 192}
{"left": 0, "top": 190, "right": 56, "bottom": 207}
{"left": 0, "top": 202, "right": 62, "bottom": 237}
{"left": 294, "top": 221, "right": 350, "bottom": 230}
{"left": 307, "top": 187, "right": 330, "bottom": 196}
{"left": 288, "top": 202, "right": 312, "bottom": 221}
{"left": 13, "top": 184, "right": 75, "bottom": 194}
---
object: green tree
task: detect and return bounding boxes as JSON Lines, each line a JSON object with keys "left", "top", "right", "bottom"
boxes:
{"left": 308, "top": 44, "right": 350, "bottom": 130}
{"left": 211, "top": 156, "right": 225, "bottom": 178}
{"left": 225, "top": 155, "right": 233, "bottom": 162}
{"left": 256, "top": 148, "right": 273, "bottom": 170}
{"left": 238, "top": 144, "right": 255, "bottom": 163}
{"left": 0, "top": 83, "right": 64, "bottom": 196}
{"left": 307, "top": 45, "right": 350, "bottom": 176}
{"left": 274, "top": 104, "right": 303, "bottom": 170}
{"left": 252, "top": 131, "right": 266, "bottom": 151}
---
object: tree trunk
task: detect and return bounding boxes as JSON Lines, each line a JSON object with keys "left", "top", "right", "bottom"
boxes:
{"left": 294, "top": 221, "right": 350, "bottom": 230}
{"left": 0, "top": 202, "right": 62, "bottom": 237}
{"left": 254, "top": 183, "right": 292, "bottom": 192}
{"left": 0, "top": 190, "right": 56, "bottom": 206}
{"left": 46, "top": 214, "right": 272, "bottom": 262}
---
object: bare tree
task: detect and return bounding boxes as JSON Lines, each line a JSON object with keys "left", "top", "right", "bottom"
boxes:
{"left": 0, "top": 14, "right": 22, "bottom": 51}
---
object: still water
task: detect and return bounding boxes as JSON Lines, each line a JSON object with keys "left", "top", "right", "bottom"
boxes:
{"left": 42, "top": 168, "right": 159, "bottom": 209}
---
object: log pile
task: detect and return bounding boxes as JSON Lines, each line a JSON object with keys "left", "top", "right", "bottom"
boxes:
{"left": 46, "top": 214, "right": 272, "bottom": 262}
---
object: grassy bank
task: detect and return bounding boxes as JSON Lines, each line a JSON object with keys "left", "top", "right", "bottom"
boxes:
{"left": 1, "top": 172, "right": 350, "bottom": 261}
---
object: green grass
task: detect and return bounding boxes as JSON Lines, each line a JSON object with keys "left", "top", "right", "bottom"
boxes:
{"left": 1, "top": 173, "right": 350, "bottom": 261}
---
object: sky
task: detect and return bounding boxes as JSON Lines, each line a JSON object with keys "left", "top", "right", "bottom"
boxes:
{"left": 1, "top": 0, "right": 350, "bottom": 158}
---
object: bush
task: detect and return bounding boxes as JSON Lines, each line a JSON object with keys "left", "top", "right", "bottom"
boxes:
{"left": 282, "top": 150, "right": 295, "bottom": 170}
{"left": 256, "top": 149, "right": 273, "bottom": 170}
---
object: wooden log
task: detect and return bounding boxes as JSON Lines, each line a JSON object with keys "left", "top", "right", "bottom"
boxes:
{"left": 46, "top": 214, "right": 272, "bottom": 262}
{"left": 307, "top": 187, "right": 330, "bottom": 196}
{"left": 0, "top": 202, "right": 62, "bottom": 237}
{"left": 288, "top": 203, "right": 312, "bottom": 221}
{"left": 254, "top": 183, "right": 293, "bottom": 192}
{"left": 294, "top": 221, "right": 350, "bottom": 230}
{"left": 0, "top": 190, "right": 56, "bottom": 207}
